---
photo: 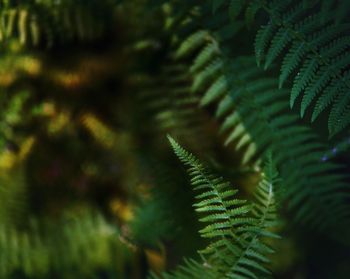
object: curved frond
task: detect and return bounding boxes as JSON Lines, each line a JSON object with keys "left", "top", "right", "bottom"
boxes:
{"left": 164, "top": 137, "right": 280, "bottom": 279}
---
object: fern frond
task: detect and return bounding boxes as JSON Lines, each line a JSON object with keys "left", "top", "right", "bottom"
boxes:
{"left": 200, "top": 75, "right": 227, "bottom": 106}
{"left": 135, "top": 62, "right": 214, "bottom": 153}
{"left": 190, "top": 42, "right": 220, "bottom": 73}
{"left": 192, "top": 59, "right": 223, "bottom": 92}
{"left": 175, "top": 31, "right": 210, "bottom": 59}
{"left": 176, "top": 27, "right": 350, "bottom": 233}
{"left": 224, "top": 154, "right": 280, "bottom": 279}
{"left": 176, "top": 31, "right": 256, "bottom": 165}
{"left": 254, "top": 0, "right": 350, "bottom": 136}
{"left": 166, "top": 136, "right": 280, "bottom": 279}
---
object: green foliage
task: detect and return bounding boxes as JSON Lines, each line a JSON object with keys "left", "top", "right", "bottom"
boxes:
{"left": 0, "top": 90, "right": 30, "bottom": 150}
{"left": 0, "top": 210, "right": 130, "bottom": 278}
{"left": 135, "top": 64, "right": 211, "bottom": 152}
{"left": 253, "top": 0, "right": 350, "bottom": 136}
{"left": 175, "top": 29, "right": 350, "bottom": 232}
{"left": 0, "top": 0, "right": 116, "bottom": 48}
{"left": 155, "top": 136, "right": 280, "bottom": 279}
{"left": 0, "top": 168, "right": 27, "bottom": 226}
{"left": 1, "top": 0, "right": 350, "bottom": 278}
{"left": 202, "top": 0, "right": 350, "bottom": 136}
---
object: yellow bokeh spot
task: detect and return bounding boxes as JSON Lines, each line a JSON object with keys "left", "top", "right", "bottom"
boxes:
{"left": 145, "top": 247, "right": 166, "bottom": 274}
{"left": 53, "top": 71, "right": 86, "bottom": 89}
{"left": 80, "top": 113, "right": 118, "bottom": 149}
{"left": 110, "top": 199, "right": 134, "bottom": 222}
{"left": 48, "top": 111, "right": 70, "bottom": 135}
{"left": 0, "top": 136, "right": 36, "bottom": 170}
{"left": 0, "top": 73, "right": 15, "bottom": 86}
{"left": 20, "top": 57, "right": 41, "bottom": 76}
{"left": 0, "top": 151, "right": 17, "bottom": 170}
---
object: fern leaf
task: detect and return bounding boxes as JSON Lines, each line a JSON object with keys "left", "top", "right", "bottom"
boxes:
{"left": 192, "top": 59, "right": 223, "bottom": 92}
{"left": 300, "top": 65, "right": 332, "bottom": 117}
{"left": 167, "top": 137, "right": 280, "bottom": 279}
{"left": 216, "top": 94, "right": 235, "bottom": 117}
{"left": 176, "top": 31, "right": 210, "bottom": 59}
{"left": 264, "top": 27, "right": 292, "bottom": 69}
{"left": 255, "top": 23, "right": 276, "bottom": 66}
{"left": 290, "top": 57, "right": 318, "bottom": 108}
{"left": 200, "top": 76, "right": 227, "bottom": 106}
{"left": 176, "top": 24, "right": 350, "bottom": 233}
{"left": 279, "top": 42, "right": 306, "bottom": 88}
{"left": 254, "top": 1, "right": 350, "bottom": 135}
{"left": 311, "top": 78, "right": 345, "bottom": 122}
{"left": 190, "top": 42, "right": 220, "bottom": 73}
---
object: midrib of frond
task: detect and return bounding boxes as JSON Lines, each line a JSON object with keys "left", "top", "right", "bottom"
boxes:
{"left": 180, "top": 145, "right": 254, "bottom": 262}
{"left": 260, "top": 2, "right": 350, "bottom": 92}
{"left": 258, "top": 182, "right": 274, "bottom": 227}
{"left": 224, "top": 179, "right": 274, "bottom": 278}
{"left": 190, "top": 161, "right": 233, "bottom": 225}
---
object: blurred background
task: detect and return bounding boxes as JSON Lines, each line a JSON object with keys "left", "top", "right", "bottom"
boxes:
{"left": 0, "top": 1, "right": 349, "bottom": 278}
